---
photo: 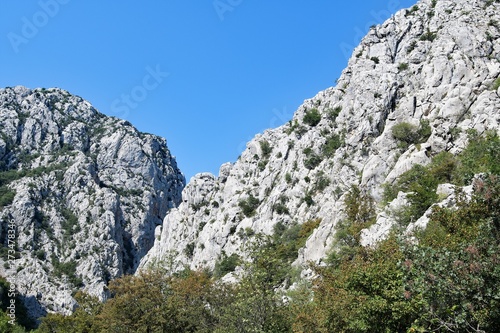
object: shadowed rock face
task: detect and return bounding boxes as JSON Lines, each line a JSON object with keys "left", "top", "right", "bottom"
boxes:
{"left": 141, "top": 0, "right": 499, "bottom": 275}
{"left": 0, "top": 86, "right": 185, "bottom": 318}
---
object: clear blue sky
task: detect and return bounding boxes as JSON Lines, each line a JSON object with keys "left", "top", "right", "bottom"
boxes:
{"left": 0, "top": 0, "right": 415, "bottom": 180}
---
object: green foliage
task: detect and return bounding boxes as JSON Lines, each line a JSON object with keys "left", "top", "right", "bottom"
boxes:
{"left": 402, "top": 175, "right": 500, "bottom": 332}
{"left": 51, "top": 257, "right": 83, "bottom": 288}
{"left": 391, "top": 119, "right": 432, "bottom": 149}
{"left": 407, "top": 40, "right": 418, "bottom": 53}
{"left": 383, "top": 132, "right": 500, "bottom": 225}
{"left": 214, "top": 253, "right": 240, "bottom": 278}
{"left": 303, "top": 108, "right": 321, "bottom": 127}
{"left": 392, "top": 122, "right": 419, "bottom": 147}
{"left": 0, "top": 276, "right": 35, "bottom": 331}
{"left": 61, "top": 208, "right": 80, "bottom": 237}
{"left": 238, "top": 194, "right": 260, "bottom": 217}
{"left": 259, "top": 140, "right": 273, "bottom": 159}
{"left": 313, "top": 171, "right": 330, "bottom": 193}
{"left": 493, "top": 77, "right": 500, "bottom": 90}
{"left": 216, "top": 239, "right": 292, "bottom": 333}
{"left": 297, "top": 238, "right": 419, "bottom": 333}
{"left": 420, "top": 28, "right": 437, "bottom": 42}
{"left": 370, "top": 56, "right": 380, "bottom": 64}
{"left": 303, "top": 148, "right": 323, "bottom": 169}
{"left": 383, "top": 152, "right": 459, "bottom": 225}
{"left": 0, "top": 186, "right": 16, "bottom": 208}
{"left": 272, "top": 219, "right": 321, "bottom": 264}
{"left": 184, "top": 242, "right": 195, "bottom": 258}
{"left": 273, "top": 203, "right": 289, "bottom": 215}
{"left": 326, "top": 106, "right": 341, "bottom": 122}
{"left": 328, "top": 185, "right": 376, "bottom": 266}
{"left": 321, "top": 133, "right": 343, "bottom": 158}
{"left": 257, "top": 159, "right": 268, "bottom": 171}
{"left": 285, "top": 119, "right": 308, "bottom": 136}
{"left": 303, "top": 192, "right": 314, "bottom": 206}
{"left": 454, "top": 130, "right": 500, "bottom": 185}
{"left": 297, "top": 174, "right": 500, "bottom": 332}
{"left": 410, "top": 5, "right": 419, "bottom": 13}
{"left": 37, "top": 292, "right": 102, "bottom": 333}
{"left": 398, "top": 62, "right": 409, "bottom": 71}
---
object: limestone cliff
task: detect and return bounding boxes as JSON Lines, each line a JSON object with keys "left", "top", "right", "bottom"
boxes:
{"left": 141, "top": 0, "right": 500, "bottom": 275}
{"left": 0, "top": 86, "right": 185, "bottom": 318}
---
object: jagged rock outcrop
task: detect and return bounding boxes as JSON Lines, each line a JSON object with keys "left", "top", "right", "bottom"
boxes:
{"left": 0, "top": 86, "right": 185, "bottom": 318}
{"left": 141, "top": 0, "right": 499, "bottom": 274}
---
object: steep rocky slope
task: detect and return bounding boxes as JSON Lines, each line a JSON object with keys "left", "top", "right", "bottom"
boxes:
{"left": 141, "top": 0, "right": 500, "bottom": 274}
{"left": 0, "top": 86, "right": 185, "bottom": 318}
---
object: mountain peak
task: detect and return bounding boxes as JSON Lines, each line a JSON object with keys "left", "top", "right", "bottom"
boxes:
{"left": 0, "top": 86, "right": 185, "bottom": 318}
{"left": 141, "top": 0, "right": 499, "bottom": 272}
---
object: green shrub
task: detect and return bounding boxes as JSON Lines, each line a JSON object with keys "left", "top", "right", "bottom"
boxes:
{"left": 391, "top": 122, "right": 419, "bottom": 146}
{"left": 61, "top": 208, "right": 79, "bottom": 236}
{"left": 392, "top": 119, "right": 432, "bottom": 149}
{"left": 52, "top": 257, "right": 83, "bottom": 288}
{"left": 271, "top": 219, "right": 321, "bottom": 263}
{"left": 238, "top": 194, "right": 260, "bottom": 217}
{"left": 417, "top": 119, "right": 432, "bottom": 141}
{"left": 259, "top": 140, "right": 272, "bottom": 159}
{"left": 257, "top": 160, "right": 268, "bottom": 171}
{"left": 398, "top": 62, "right": 409, "bottom": 71}
{"left": 184, "top": 242, "right": 195, "bottom": 258}
{"left": 313, "top": 172, "right": 330, "bottom": 192}
{"left": 273, "top": 203, "right": 289, "bottom": 215}
{"left": 322, "top": 133, "right": 343, "bottom": 158}
{"left": 303, "top": 193, "right": 314, "bottom": 206}
{"left": 214, "top": 253, "right": 240, "bottom": 278}
{"left": 304, "top": 153, "right": 322, "bottom": 170}
{"left": 491, "top": 77, "right": 500, "bottom": 91}
{"left": 303, "top": 108, "right": 321, "bottom": 127}
{"left": 327, "top": 106, "right": 342, "bottom": 122}
{"left": 407, "top": 40, "right": 418, "bottom": 53}
{"left": 420, "top": 29, "right": 437, "bottom": 42}
{"left": 454, "top": 130, "right": 500, "bottom": 185}
{"left": 370, "top": 57, "right": 380, "bottom": 64}
{"left": 0, "top": 186, "right": 15, "bottom": 208}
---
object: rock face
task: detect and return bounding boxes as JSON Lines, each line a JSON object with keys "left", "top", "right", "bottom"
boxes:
{"left": 141, "top": 0, "right": 500, "bottom": 274}
{"left": 0, "top": 86, "right": 185, "bottom": 318}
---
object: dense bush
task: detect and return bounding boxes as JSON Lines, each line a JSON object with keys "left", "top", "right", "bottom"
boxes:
{"left": 30, "top": 132, "right": 500, "bottom": 333}
{"left": 321, "top": 133, "right": 343, "bottom": 158}
{"left": 259, "top": 140, "right": 273, "bottom": 159}
{"left": 214, "top": 253, "right": 240, "bottom": 278}
{"left": 326, "top": 106, "right": 341, "bottom": 122}
{"left": 391, "top": 119, "right": 431, "bottom": 149}
{"left": 238, "top": 194, "right": 260, "bottom": 217}
{"left": 303, "top": 108, "right": 321, "bottom": 127}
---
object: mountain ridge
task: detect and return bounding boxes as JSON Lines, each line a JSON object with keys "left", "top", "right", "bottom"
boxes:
{"left": 0, "top": 0, "right": 499, "bottom": 325}
{"left": 0, "top": 86, "right": 185, "bottom": 318}
{"left": 141, "top": 0, "right": 500, "bottom": 275}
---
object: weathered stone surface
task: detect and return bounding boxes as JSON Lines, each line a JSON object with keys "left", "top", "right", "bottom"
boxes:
{"left": 141, "top": 0, "right": 500, "bottom": 277}
{"left": 0, "top": 87, "right": 185, "bottom": 318}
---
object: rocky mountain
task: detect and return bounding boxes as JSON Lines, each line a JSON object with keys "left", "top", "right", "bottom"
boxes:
{"left": 0, "top": 86, "right": 185, "bottom": 318}
{"left": 141, "top": 0, "right": 500, "bottom": 276}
